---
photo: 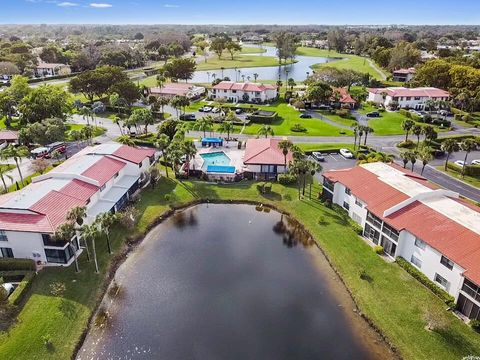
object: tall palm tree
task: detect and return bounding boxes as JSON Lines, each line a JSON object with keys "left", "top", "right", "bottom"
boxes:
{"left": 308, "top": 161, "right": 322, "bottom": 200}
{"left": 412, "top": 124, "right": 423, "bottom": 149}
{"left": 183, "top": 140, "right": 197, "bottom": 178}
{"left": 1, "top": 145, "right": 27, "bottom": 186}
{"left": 277, "top": 139, "right": 293, "bottom": 169}
{"left": 441, "top": 139, "right": 460, "bottom": 172}
{"left": 66, "top": 206, "right": 90, "bottom": 262}
{"left": 79, "top": 106, "right": 92, "bottom": 126}
{"left": 96, "top": 212, "right": 118, "bottom": 255}
{"left": 0, "top": 164, "right": 13, "bottom": 192}
{"left": 194, "top": 116, "right": 214, "bottom": 138}
{"left": 253, "top": 73, "right": 259, "bottom": 82}
{"left": 422, "top": 125, "right": 438, "bottom": 146}
{"left": 401, "top": 119, "right": 415, "bottom": 142}
{"left": 117, "top": 135, "right": 135, "bottom": 147}
{"left": 460, "top": 139, "right": 478, "bottom": 177}
{"left": 418, "top": 147, "right": 433, "bottom": 175}
{"left": 352, "top": 125, "right": 358, "bottom": 150}
{"left": 54, "top": 222, "right": 80, "bottom": 273}
{"left": 155, "top": 134, "right": 171, "bottom": 178}
{"left": 363, "top": 126, "right": 373, "bottom": 146}
{"left": 112, "top": 116, "right": 124, "bottom": 136}
{"left": 409, "top": 151, "right": 417, "bottom": 171}
{"left": 81, "top": 223, "right": 100, "bottom": 273}
{"left": 218, "top": 121, "right": 235, "bottom": 141}
{"left": 357, "top": 126, "right": 364, "bottom": 149}
{"left": 258, "top": 124, "right": 274, "bottom": 138}
{"left": 400, "top": 151, "right": 411, "bottom": 169}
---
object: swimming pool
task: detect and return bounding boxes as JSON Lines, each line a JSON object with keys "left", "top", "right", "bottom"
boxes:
{"left": 200, "top": 151, "right": 231, "bottom": 169}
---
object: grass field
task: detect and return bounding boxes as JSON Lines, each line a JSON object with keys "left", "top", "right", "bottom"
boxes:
{"left": 359, "top": 104, "right": 408, "bottom": 135}
{"left": 297, "top": 47, "right": 388, "bottom": 80}
{"left": 318, "top": 110, "right": 357, "bottom": 127}
{"left": 65, "top": 124, "right": 106, "bottom": 140}
{"left": 0, "top": 176, "right": 479, "bottom": 360}
{"left": 296, "top": 142, "right": 355, "bottom": 152}
{"left": 436, "top": 165, "right": 480, "bottom": 188}
{"left": 195, "top": 54, "right": 295, "bottom": 71}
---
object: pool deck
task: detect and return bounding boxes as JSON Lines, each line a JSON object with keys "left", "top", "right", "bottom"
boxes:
{"left": 191, "top": 144, "right": 246, "bottom": 173}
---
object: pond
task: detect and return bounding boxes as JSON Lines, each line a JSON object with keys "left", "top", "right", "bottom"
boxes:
{"left": 191, "top": 45, "right": 339, "bottom": 83}
{"left": 77, "top": 204, "right": 393, "bottom": 360}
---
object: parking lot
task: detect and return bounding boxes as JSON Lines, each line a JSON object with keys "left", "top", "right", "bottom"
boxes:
{"left": 307, "top": 152, "right": 358, "bottom": 183}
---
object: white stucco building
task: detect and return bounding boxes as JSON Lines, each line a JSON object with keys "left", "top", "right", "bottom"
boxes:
{"left": 0, "top": 143, "right": 155, "bottom": 267}
{"left": 243, "top": 139, "right": 292, "bottom": 180}
{"left": 367, "top": 87, "right": 450, "bottom": 109}
{"left": 322, "top": 162, "right": 480, "bottom": 321}
{"left": 210, "top": 81, "right": 278, "bottom": 103}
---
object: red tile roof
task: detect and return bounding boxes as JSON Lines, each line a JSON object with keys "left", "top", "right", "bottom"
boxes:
{"left": 149, "top": 83, "right": 196, "bottom": 96}
{"left": 368, "top": 87, "right": 449, "bottom": 98}
{"left": 334, "top": 87, "right": 356, "bottom": 104}
{"left": 0, "top": 212, "right": 52, "bottom": 233}
{"left": 30, "top": 190, "right": 86, "bottom": 232}
{"left": 393, "top": 68, "right": 416, "bottom": 75}
{"left": 324, "top": 164, "right": 480, "bottom": 285}
{"left": 60, "top": 179, "right": 99, "bottom": 201}
{"left": 112, "top": 145, "right": 155, "bottom": 164}
{"left": 244, "top": 139, "right": 292, "bottom": 166}
{"left": 82, "top": 156, "right": 126, "bottom": 186}
{"left": 213, "top": 81, "right": 277, "bottom": 92}
{"left": 0, "top": 130, "right": 18, "bottom": 141}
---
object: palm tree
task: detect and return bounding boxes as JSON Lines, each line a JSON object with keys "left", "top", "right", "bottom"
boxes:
{"left": 357, "top": 126, "right": 364, "bottom": 149}
{"left": 412, "top": 124, "right": 423, "bottom": 149}
{"left": 422, "top": 125, "right": 438, "bottom": 146}
{"left": 278, "top": 139, "right": 293, "bottom": 169}
{"left": 218, "top": 121, "right": 235, "bottom": 141}
{"left": 363, "top": 126, "right": 373, "bottom": 146}
{"left": 352, "top": 125, "right": 358, "bottom": 150}
{"left": 400, "top": 151, "right": 411, "bottom": 169}
{"left": 460, "top": 139, "right": 478, "bottom": 177}
{"left": 79, "top": 106, "right": 92, "bottom": 126}
{"left": 0, "top": 164, "right": 13, "bottom": 192}
{"left": 117, "top": 135, "right": 135, "bottom": 146}
{"left": 441, "top": 138, "right": 460, "bottom": 172}
{"left": 401, "top": 119, "right": 415, "bottom": 142}
{"left": 112, "top": 116, "right": 124, "bottom": 136}
{"left": 158, "top": 97, "right": 169, "bottom": 115}
{"left": 66, "top": 206, "right": 90, "bottom": 262}
{"left": 183, "top": 140, "right": 197, "bottom": 178}
{"left": 81, "top": 223, "right": 100, "bottom": 273}
{"left": 1, "top": 145, "right": 27, "bottom": 186}
{"left": 54, "top": 222, "right": 80, "bottom": 273}
{"left": 258, "top": 124, "right": 274, "bottom": 138}
{"left": 308, "top": 160, "right": 322, "bottom": 200}
{"left": 253, "top": 73, "right": 259, "bottom": 82}
{"left": 409, "top": 151, "right": 417, "bottom": 171}
{"left": 96, "top": 212, "right": 118, "bottom": 255}
{"left": 418, "top": 147, "right": 433, "bottom": 175}
{"left": 194, "top": 116, "right": 214, "bottom": 138}
{"left": 81, "top": 125, "right": 94, "bottom": 145}
{"left": 155, "top": 134, "right": 171, "bottom": 177}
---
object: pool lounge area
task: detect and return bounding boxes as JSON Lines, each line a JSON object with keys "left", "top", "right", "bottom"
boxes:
{"left": 190, "top": 147, "right": 246, "bottom": 182}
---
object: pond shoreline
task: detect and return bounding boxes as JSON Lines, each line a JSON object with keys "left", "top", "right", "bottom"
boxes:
{"left": 74, "top": 198, "right": 401, "bottom": 360}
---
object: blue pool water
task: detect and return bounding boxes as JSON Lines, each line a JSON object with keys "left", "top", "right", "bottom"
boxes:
{"left": 201, "top": 152, "right": 231, "bottom": 169}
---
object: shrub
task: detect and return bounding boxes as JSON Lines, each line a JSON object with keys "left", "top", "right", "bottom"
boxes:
{"left": 399, "top": 108, "right": 409, "bottom": 117}
{"left": 373, "top": 245, "right": 384, "bottom": 254}
{"left": 335, "top": 109, "right": 350, "bottom": 118}
{"left": 423, "top": 114, "right": 433, "bottom": 123}
{"left": 396, "top": 257, "right": 455, "bottom": 305}
{"left": 397, "top": 140, "right": 415, "bottom": 148}
{"left": 0, "top": 259, "right": 35, "bottom": 271}
{"left": 454, "top": 113, "right": 463, "bottom": 121}
{"left": 278, "top": 173, "right": 297, "bottom": 185}
{"left": 352, "top": 223, "right": 363, "bottom": 235}
{"left": 463, "top": 114, "right": 473, "bottom": 123}
{"left": 470, "top": 319, "right": 480, "bottom": 333}
{"left": 290, "top": 123, "right": 307, "bottom": 132}
{"left": 8, "top": 272, "right": 35, "bottom": 306}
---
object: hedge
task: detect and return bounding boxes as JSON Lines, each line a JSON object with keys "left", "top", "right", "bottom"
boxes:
{"left": 447, "top": 162, "right": 480, "bottom": 177}
{"left": 278, "top": 174, "right": 297, "bottom": 185}
{"left": 246, "top": 114, "right": 277, "bottom": 124}
{"left": 0, "top": 259, "right": 36, "bottom": 271}
{"left": 396, "top": 257, "right": 455, "bottom": 307}
{"left": 8, "top": 271, "right": 35, "bottom": 306}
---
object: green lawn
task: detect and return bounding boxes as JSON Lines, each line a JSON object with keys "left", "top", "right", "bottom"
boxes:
{"left": 297, "top": 47, "right": 388, "bottom": 80}
{"left": 0, "top": 176, "right": 479, "bottom": 359}
{"left": 296, "top": 142, "right": 355, "bottom": 152}
{"left": 359, "top": 104, "right": 409, "bottom": 135}
{"left": 436, "top": 165, "right": 480, "bottom": 188}
{"left": 241, "top": 47, "right": 267, "bottom": 54}
{"left": 196, "top": 54, "right": 295, "bottom": 71}
{"left": 317, "top": 110, "right": 357, "bottom": 127}
{"left": 65, "top": 124, "right": 106, "bottom": 140}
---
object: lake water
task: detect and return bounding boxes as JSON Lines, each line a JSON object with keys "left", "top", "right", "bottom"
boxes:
{"left": 191, "top": 45, "right": 338, "bottom": 82}
{"left": 77, "top": 204, "right": 393, "bottom": 360}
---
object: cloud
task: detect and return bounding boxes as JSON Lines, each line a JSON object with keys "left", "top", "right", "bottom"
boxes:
{"left": 164, "top": 4, "right": 179, "bottom": 8}
{"left": 89, "top": 3, "right": 112, "bottom": 7}
{"left": 57, "top": 2, "right": 78, "bottom": 6}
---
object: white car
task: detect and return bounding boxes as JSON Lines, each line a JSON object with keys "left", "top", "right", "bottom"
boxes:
{"left": 471, "top": 159, "right": 480, "bottom": 166}
{"left": 1, "top": 283, "right": 14, "bottom": 297}
{"left": 454, "top": 160, "right": 466, "bottom": 168}
{"left": 212, "top": 107, "right": 220, "bottom": 113}
{"left": 202, "top": 106, "right": 212, "bottom": 112}
{"left": 340, "top": 148, "right": 354, "bottom": 159}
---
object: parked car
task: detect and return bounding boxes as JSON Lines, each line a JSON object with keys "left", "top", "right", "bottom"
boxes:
{"left": 366, "top": 111, "right": 380, "bottom": 118}
{"left": 179, "top": 113, "right": 196, "bottom": 120}
{"left": 454, "top": 160, "right": 466, "bottom": 168}
{"left": 212, "top": 107, "right": 220, "bottom": 113}
{"left": 202, "top": 106, "right": 212, "bottom": 113}
{"left": 317, "top": 105, "right": 332, "bottom": 111}
{"left": 46, "top": 141, "right": 66, "bottom": 157}
{"left": 312, "top": 152, "right": 325, "bottom": 162}
{"left": 300, "top": 113, "right": 312, "bottom": 119}
{"left": 340, "top": 148, "right": 354, "bottom": 159}
{"left": 1, "top": 283, "right": 14, "bottom": 297}
{"left": 235, "top": 108, "right": 244, "bottom": 114}
{"left": 471, "top": 159, "right": 480, "bottom": 165}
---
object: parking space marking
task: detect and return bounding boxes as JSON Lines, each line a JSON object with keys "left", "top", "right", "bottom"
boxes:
{"left": 329, "top": 154, "right": 338, "bottom": 161}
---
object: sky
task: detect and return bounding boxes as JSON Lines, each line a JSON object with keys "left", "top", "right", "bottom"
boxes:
{"left": 2, "top": 0, "right": 480, "bottom": 25}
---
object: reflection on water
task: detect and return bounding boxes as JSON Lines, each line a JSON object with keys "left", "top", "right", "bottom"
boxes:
{"left": 78, "top": 204, "right": 392, "bottom": 360}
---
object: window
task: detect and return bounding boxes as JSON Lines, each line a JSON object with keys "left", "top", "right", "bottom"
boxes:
{"left": 440, "top": 256, "right": 454, "bottom": 270}
{"left": 382, "top": 223, "right": 399, "bottom": 242}
{"left": 462, "top": 278, "right": 480, "bottom": 302}
{"left": 355, "top": 198, "right": 363, "bottom": 207}
{"left": 352, "top": 212, "right": 362, "bottom": 224}
{"left": 414, "top": 96, "right": 421, "bottom": 100}
{"left": 434, "top": 273, "right": 449, "bottom": 290}
{"left": 232, "top": 90, "right": 237, "bottom": 93}
{"left": 0, "top": 230, "right": 7, "bottom": 242}
{"left": 343, "top": 201, "right": 350, "bottom": 210}
{"left": 411, "top": 255, "right": 422, "bottom": 268}
{"left": 345, "top": 187, "right": 351, "bottom": 195}
{"left": 415, "top": 238, "right": 426, "bottom": 250}
{"left": 0, "top": 247, "right": 13, "bottom": 258}
{"left": 364, "top": 223, "right": 380, "bottom": 244}
{"left": 260, "top": 165, "right": 276, "bottom": 173}
{"left": 323, "top": 178, "right": 334, "bottom": 192}
{"left": 366, "top": 211, "right": 382, "bottom": 229}
{"left": 406, "top": 96, "right": 411, "bottom": 101}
